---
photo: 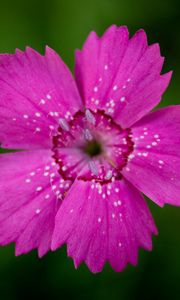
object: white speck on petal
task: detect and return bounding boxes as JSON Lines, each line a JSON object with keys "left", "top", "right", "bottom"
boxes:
{"left": 30, "top": 172, "right": 35, "bottom": 176}
{"left": 35, "top": 112, "right": 41, "bottom": 117}
{"left": 25, "top": 178, "right": 31, "bottom": 183}
{"left": 35, "top": 127, "right": 41, "bottom": 132}
{"left": 128, "top": 154, "right": 135, "bottom": 160}
{"left": 36, "top": 186, "right": 42, "bottom": 192}
{"left": 35, "top": 208, "right": 41, "bottom": 214}
{"left": 40, "top": 99, "right": 46, "bottom": 105}
{"left": 113, "top": 85, "right": 118, "bottom": 91}
{"left": 120, "top": 96, "right": 125, "bottom": 102}
{"left": 62, "top": 166, "right": 67, "bottom": 171}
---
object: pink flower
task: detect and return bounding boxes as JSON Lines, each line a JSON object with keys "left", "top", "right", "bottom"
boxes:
{"left": 0, "top": 25, "right": 179, "bottom": 273}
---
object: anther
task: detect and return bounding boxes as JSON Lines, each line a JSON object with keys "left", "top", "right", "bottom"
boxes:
{"left": 84, "top": 129, "right": 93, "bottom": 141}
{"left": 85, "top": 109, "right": 96, "bottom": 125}
{"left": 59, "top": 118, "right": 70, "bottom": 131}
{"left": 89, "top": 160, "right": 98, "bottom": 176}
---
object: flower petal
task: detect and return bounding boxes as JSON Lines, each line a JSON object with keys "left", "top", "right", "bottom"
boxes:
{"left": 0, "top": 47, "right": 82, "bottom": 149}
{"left": 0, "top": 150, "right": 71, "bottom": 256}
{"left": 75, "top": 25, "right": 172, "bottom": 127}
{"left": 122, "top": 106, "right": 180, "bottom": 206}
{"left": 52, "top": 178, "right": 157, "bottom": 273}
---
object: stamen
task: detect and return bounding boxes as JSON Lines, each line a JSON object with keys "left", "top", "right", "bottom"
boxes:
{"left": 59, "top": 118, "right": 70, "bottom": 131}
{"left": 89, "top": 160, "right": 98, "bottom": 176}
{"left": 85, "top": 109, "right": 96, "bottom": 125}
{"left": 84, "top": 129, "right": 93, "bottom": 141}
{"left": 105, "top": 170, "right": 113, "bottom": 180}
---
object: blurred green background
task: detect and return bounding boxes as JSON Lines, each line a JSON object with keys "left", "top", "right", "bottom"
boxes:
{"left": 0, "top": 0, "right": 179, "bottom": 299}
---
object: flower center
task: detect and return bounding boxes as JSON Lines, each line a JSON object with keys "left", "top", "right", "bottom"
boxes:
{"left": 52, "top": 109, "right": 133, "bottom": 183}
{"left": 83, "top": 140, "right": 102, "bottom": 157}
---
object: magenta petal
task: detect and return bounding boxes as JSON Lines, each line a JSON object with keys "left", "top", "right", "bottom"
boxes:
{"left": 0, "top": 47, "right": 82, "bottom": 149}
{"left": 75, "top": 25, "right": 129, "bottom": 102}
{"left": 75, "top": 25, "right": 172, "bottom": 127}
{"left": 122, "top": 105, "right": 180, "bottom": 206}
{"left": 52, "top": 178, "right": 157, "bottom": 273}
{"left": 0, "top": 150, "right": 64, "bottom": 256}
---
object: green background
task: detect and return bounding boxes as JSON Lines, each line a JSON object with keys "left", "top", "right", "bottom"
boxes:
{"left": 0, "top": 0, "right": 179, "bottom": 299}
